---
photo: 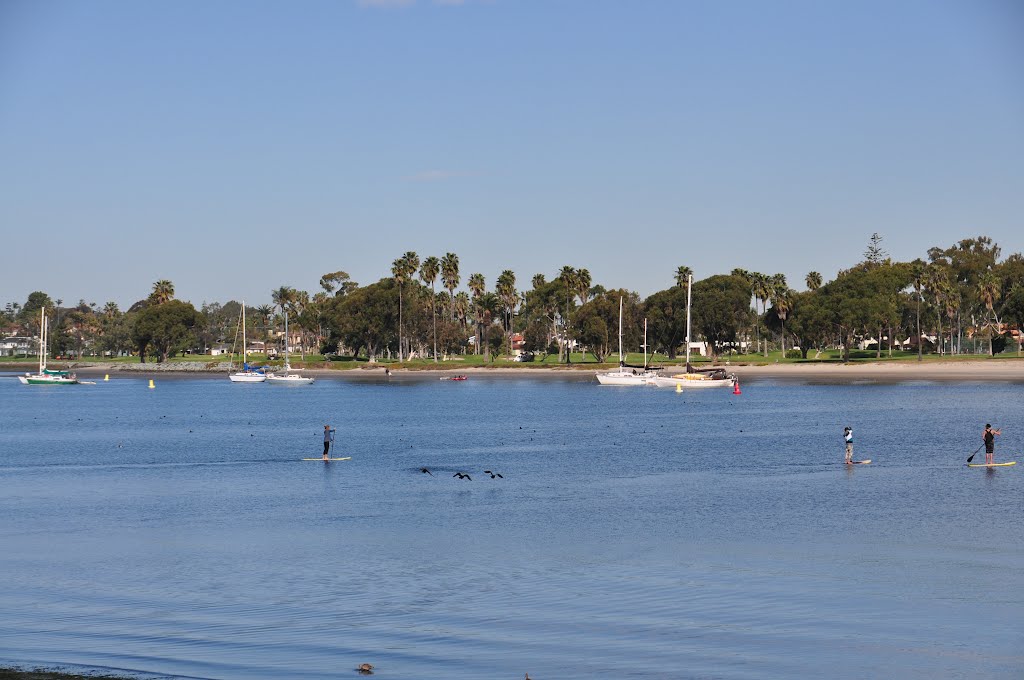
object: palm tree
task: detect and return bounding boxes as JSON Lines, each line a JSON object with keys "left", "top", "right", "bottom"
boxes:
{"left": 532, "top": 273, "right": 546, "bottom": 290}
{"left": 453, "top": 292, "right": 470, "bottom": 328}
{"left": 420, "top": 256, "right": 441, "bottom": 362}
{"left": 151, "top": 280, "right": 174, "bottom": 304}
{"left": 771, "top": 284, "right": 792, "bottom": 357}
{"left": 750, "top": 272, "right": 770, "bottom": 355}
{"left": 391, "top": 252, "right": 419, "bottom": 362}
{"left": 675, "top": 266, "right": 693, "bottom": 289}
{"left": 467, "top": 273, "right": 485, "bottom": 355}
{"left": 559, "top": 266, "right": 577, "bottom": 363}
{"left": 805, "top": 271, "right": 823, "bottom": 291}
{"left": 978, "top": 271, "right": 1001, "bottom": 355}
{"left": 440, "top": 252, "right": 460, "bottom": 320}
{"left": 255, "top": 304, "right": 274, "bottom": 352}
{"left": 495, "top": 270, "right": 518, "bottom": 354}
{"left": 575, "top": 268, "right": 591, "bottom": 305}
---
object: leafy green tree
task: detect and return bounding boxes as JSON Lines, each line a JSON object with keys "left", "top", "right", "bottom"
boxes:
{"left": 691, "top": 274, "right": 751, "bottom": 361}
{"left": 574, "top": 290, "right": 641, "bottom": 363}
{"left": 132, "top": 300, "right": 201, "bottom": 363}
{"left": 785, "top": 290, "right": 833, "bottom": 359}
{"left": 644, "top": 285, "right": 688, "bottom": 359}
{"left": 319, "top": 271, "right": 357, "bottom": 297}
{"left": 323, "top": 279, "right": 398, "bottom": 361}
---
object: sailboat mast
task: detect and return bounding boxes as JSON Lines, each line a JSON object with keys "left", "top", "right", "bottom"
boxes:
{"left": 284, "top": 311, "right": 289, "bottom": 368}
{"left": 39, "top": 307, "right": 46, "bottom": 373}
{"left": 618, "top": 296, "right": 624, "bottom": 365}
{"left": 685, "top": 274, "right": 692, "bottom": 368}
{"left": 643, "top": 318, "right": 648, "bottom": 368}
{"left": 241, "top": 301, "right": 246, "bottom": 366}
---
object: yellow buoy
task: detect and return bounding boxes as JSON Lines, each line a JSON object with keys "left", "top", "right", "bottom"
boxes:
{"left": 675, "top": 382, "right": 682, "bottom": 393}
{"left": 104, "top": 374, "right": 109, "bottom": 381}
{"left": 148, "top": 379, "right": 155, "bottom": 389}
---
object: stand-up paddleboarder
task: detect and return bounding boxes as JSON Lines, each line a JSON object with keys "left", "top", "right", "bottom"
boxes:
{"left": 983, "top": 424, "right": 1001, "bottom": 465}
{"left": 323, "top": 424, "right": 336, "bottom": 461}
{"left": 844, "top": 426, "right": 854, "bottom": 465}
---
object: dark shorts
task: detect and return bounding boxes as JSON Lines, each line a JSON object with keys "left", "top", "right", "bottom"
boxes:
{"left": 985, "top": 443, "right": 994, "bottom": 454}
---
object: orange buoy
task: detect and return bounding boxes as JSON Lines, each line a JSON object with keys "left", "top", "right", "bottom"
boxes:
{"left": 733, "top": 379, "right": 741, "bottom": 395}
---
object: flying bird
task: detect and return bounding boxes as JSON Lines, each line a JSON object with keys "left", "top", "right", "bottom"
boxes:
{"left": 453, "top": 472, "right": 472, "bottom": 480}
{"left": 420, "top": 467, "right": 433, "bottom": 476}
{"left": 483, "top": 470, "right": 504, "bottom": 479}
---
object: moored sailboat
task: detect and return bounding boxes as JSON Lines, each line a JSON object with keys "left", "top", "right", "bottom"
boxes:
{"left": 596, "top": 297, "right": 657, "bottom": 386}
{"left": 228, "top": 302, "right": 266, "bottom": 383}
{"left": 651, "top": 274, "right": 736, "bottom": 389}
{"left": 18, "top": 308, "right": 79, "bottom": 385}
{"left": 266, "top": 312, "right": 313, "bottom": 385}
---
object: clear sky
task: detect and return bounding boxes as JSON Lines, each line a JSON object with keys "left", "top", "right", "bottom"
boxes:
{"left": 1, "top": 0, "right": 1022, "bottom": 309}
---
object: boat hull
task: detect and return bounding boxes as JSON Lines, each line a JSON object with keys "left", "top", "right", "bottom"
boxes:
{"left": 651, "top": 374, "right": 735, "bottom": 388}
{"left": 265, "top": 374, "right": 314, "bottom": 385}
{"left": 229, "top": 373, "right": 267, "bottom": 383}
{"left": 596, "top": 371, "right": 654, "bottom": 386}
{"left": 19, "top": 374, "right": 79, "bottom": 385}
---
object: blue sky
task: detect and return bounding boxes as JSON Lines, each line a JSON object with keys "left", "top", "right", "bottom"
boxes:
{"left": 1, "top": 0, "right": 1022, "bottom": 308}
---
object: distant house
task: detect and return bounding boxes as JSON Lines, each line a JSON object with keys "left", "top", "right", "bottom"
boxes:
{"left": 0, "top": 335, "right": 34, "bottom": 357}
{"left": 209, "top": 344, "right": 231, "bottom": 356}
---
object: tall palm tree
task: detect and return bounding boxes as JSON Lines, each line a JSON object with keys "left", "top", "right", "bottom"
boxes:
{"left": 420, "top": 256, "right": 441, "bottom": 362}
{"left": 532, "top": 273, "right": 546, "bottom": 290}
{"left": 391, "top": 253, "right": 419, "bottom": 362}
{"left": 771, "top": 285, "right": 792, "bottom": 357}
{"left": 559, "top": 266, "right": 577, "bottom": 363}
{"left": 575, "top": 268, "right": 591, "bottom": 305}
{"left": 674, "top": 266, "right": 693, "bottom": 288}
{"left": 467, "top": 273, "right": 485, "bottom": 355}
{"left": 805, "top": 271, "right": 823, "bottom": 291}
{"left": 750, "top": 272, "right": 770, "bottom": 355}
{"left": 440, "top": 252, "right": 460, "bottom": 320}
{"left": 255, "top": 304, "right": 274, "bottom": 351}
{"left": 151, "top": 280, "right": 174, "bottom": 304}
{"left": 978, "top": 271, "right": 1001, "bottom": 355}
{"left": 453, "top": 292, "right": 470, "bottom": 328}
{"left": 495, "top": 269, "right": 518, "bottom": 354}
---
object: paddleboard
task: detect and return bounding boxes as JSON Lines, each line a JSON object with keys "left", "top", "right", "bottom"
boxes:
{"left": 844, "top": 459, "right": 871, "bottom": 465}
{"left": 967, "top": 461, "right": 1016, "bottom": 468}
{"left": 302, "top": 457, "right": 352, "bottom": 461}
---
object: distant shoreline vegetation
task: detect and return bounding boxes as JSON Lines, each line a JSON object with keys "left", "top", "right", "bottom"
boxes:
{"left": 3, "top": 235, "right": 1023, "bottom": 366}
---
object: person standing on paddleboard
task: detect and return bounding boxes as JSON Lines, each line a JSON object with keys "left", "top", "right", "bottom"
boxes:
{"left": 844, "top": 426, "right": 854, "bottom": 465}
{"left": 983, "top": 424, "right": 1001, "bottom": 465}
{"left": 323, "top": 424, "right": 336, "bottom": 460}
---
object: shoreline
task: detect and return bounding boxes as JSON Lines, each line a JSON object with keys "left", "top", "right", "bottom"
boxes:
{"left": 3, "top": 359, "right": 1024, "bottom": 383}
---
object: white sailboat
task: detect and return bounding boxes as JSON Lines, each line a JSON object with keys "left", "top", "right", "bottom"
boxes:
{"left": 596, "top": 297, "right": 657, "bottom": 386}
{"left": 266, "top": 312, "right": 314, "bottom": 385}
{"left": 18, "top": 307, "right": 79, "bottom": 385}
{"left": 228, "top": 302, "right": 266, "bottom": 383}
{"left": 651, "top": 274, "right": 736, "bottom": 389}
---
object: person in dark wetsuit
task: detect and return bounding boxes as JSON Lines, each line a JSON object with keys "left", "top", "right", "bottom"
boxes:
{"left": 982, "top": 423, "right": 1001, "bottom": 465}
{"left": 323, "top": 424, "right": 336, "bottom": 460}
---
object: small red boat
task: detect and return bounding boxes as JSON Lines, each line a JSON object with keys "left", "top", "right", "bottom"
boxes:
{"left": 440, "top": 375, "right": 468, "bottom": 381}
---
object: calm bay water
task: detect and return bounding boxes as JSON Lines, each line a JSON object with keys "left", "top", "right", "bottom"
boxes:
{"left": 0, "top": 372, "right": 1021, "bottom": 679}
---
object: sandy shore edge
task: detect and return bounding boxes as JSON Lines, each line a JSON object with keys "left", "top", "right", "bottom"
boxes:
{"left": 4, "top": 359, "right": 1024, "bottom": 382}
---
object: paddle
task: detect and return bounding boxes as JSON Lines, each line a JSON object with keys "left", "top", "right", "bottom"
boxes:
{"left": 966, "top": 443, "right": 984, "bottom": 464}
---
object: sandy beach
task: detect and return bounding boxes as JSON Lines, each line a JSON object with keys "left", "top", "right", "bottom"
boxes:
{"left": 5, "top": 359, "right": 1023, "bottom": 382}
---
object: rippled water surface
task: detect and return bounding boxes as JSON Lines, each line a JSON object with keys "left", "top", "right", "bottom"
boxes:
{"left": 1, "top": 372, "right": 1022, "bottom": 679}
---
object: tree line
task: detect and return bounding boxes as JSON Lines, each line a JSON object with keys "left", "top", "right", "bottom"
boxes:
{"left": 3, "top": 235, "right": 1023, "bottom": 363}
